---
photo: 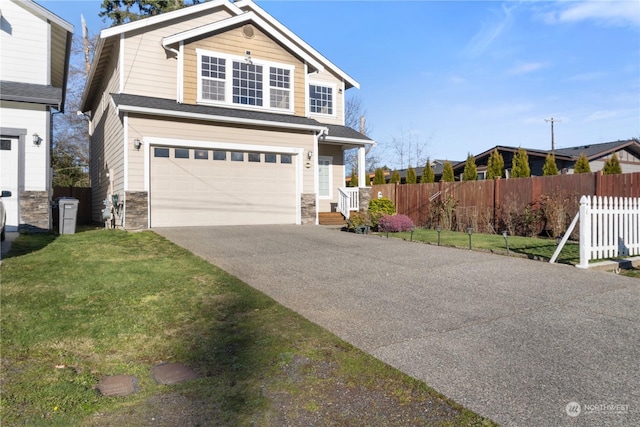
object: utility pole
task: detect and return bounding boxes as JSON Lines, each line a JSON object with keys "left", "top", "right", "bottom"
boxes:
{"left": 545, "top": 117, "right": 561, "bottom": 154}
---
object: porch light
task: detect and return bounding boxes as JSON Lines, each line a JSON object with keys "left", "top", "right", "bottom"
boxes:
{"left": 32, "top": 133, "right": 41, "bottom": 146}
{"left": 134, "top": 139, "right": 142, "bottom": 150}
{"left": 307, "top": 150, "right": 313, "bottom": 160}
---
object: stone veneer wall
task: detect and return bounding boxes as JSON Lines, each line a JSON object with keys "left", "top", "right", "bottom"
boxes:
{"left": 19, "top": 191, "right": 50, "bottom": 232}
{"left": 300, "top": 193, "right": 316, "bottom": 225}
{"left": 125, "top": 191, "right": 149, "bottom": 230}
{"left": 358, "top": 187, "right": 372, "bottom": 214}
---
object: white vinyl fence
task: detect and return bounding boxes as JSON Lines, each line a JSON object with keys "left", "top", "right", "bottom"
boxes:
{"left": 578, "top": 195, "right": 640, "bottom": 268}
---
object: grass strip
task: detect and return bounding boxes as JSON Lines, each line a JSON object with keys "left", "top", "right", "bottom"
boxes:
{"left": 1, "top": 229, "right": 496, "bottom": 426}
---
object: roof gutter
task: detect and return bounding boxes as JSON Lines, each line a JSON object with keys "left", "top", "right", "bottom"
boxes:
{"left": 116, "top": 103, "right": 329, "bottom": 133}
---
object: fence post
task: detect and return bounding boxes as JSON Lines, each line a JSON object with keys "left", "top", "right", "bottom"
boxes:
{"left": 577, "top": 195, "right": 591, "bottom": 268}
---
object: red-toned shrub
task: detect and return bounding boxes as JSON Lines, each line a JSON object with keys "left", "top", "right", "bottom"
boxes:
{"left": 378, "top": 214, "right": 414, "bottom": 232}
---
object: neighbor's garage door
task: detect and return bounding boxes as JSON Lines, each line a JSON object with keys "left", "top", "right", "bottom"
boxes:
{"left": 150, "top": 146, "right": 297, "bottom": 227}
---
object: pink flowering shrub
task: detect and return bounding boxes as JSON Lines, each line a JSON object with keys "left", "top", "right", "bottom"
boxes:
{"left": 378, "top": 214, "right": 414, "bottom": 232}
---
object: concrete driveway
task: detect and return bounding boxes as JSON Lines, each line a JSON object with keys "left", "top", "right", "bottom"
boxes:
{"left": 155, "top": 225, "right": 639, "bottom": 427}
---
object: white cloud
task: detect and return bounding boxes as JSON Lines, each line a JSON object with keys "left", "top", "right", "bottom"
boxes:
{"left": 507, "top": 61, "right": 547, "bottom": 75}
{"left": 545, "top": 0, "right": 640, "bottom": 27}
{"left": 462, "top": 3, "right": 517, "bottom": 57}
{"left": 585, "top": 110, "right": 618, "bottom": 122}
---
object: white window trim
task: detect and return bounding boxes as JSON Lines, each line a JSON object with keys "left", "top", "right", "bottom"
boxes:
{"left": 196, "top": 48, "right": 295, "bottom": 114}
{"left": 308, "top": 81, "right": 337, "bottom": 118}
{"left": 318, "top": 155, "right": 333, "bottom": 199}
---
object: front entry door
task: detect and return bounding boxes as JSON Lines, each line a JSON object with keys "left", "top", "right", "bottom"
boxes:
{"left": 0, "top": 137, "right": 19, "bottom": 231}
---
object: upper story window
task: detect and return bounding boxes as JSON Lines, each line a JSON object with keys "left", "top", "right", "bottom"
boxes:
{"left": 309, "top": 84, "right": 333, "bottom": 115}
{"left": 197, "top": 49, "right": 294, "bottom": 113}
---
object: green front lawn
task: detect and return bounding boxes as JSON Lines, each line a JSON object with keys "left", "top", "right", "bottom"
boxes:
{"left": 386, "top": 228, "right": 580, "bottom": 265}
{"left": 1, "top": 230, "right": 496, "bottom": 426}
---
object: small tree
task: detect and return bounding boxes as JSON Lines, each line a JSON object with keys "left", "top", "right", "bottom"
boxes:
{"left": 602, "top": 153, "right": 622, "bottom": 174}
{"left": 511, "top": 148, "right": 531, "bottom": 178}
{"left": 368, "top": 197, "right": 396, "bottom": 229}
{"left": 573, "top": 153, "right": 591, "bottom": 173}
{"left": 389, "top": 170, "right": 400, "bottom": 184}
{"left": 462, "top": 153, "right": 477, "bottom": 181}
{"left": 422, "top": 158, "right": 435, "bottom": 183}
{"left": 349, "top": 169, "right": 358, "bottom": 187}
{"left": 542, "top": 154, "right": 558, "bottom": 176}
{"left": 486, "top": 149, "right": 504, "bottom": 179}
{"left": 373, "top": 168, "right": 386, "bottom": 185}
{"left": 441, "top": 161, "right": 454, "bottom": 182}
{"left": 406, "top": 167, "right": 417, "bottom": 184}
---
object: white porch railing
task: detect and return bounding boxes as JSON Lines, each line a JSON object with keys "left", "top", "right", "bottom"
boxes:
{"left": 578, "top": 195, "right": 640, "bottom": 268}
{"left": 337, "top": 187, "right": 359, "bottom": 220}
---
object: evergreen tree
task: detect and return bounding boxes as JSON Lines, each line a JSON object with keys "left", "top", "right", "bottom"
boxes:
{"left": 542, "top": 154, "right": 559, "bottom": 176}
{"left": 373, "top": 168, "right": 386, "bottom": 185}
{"left": 441, "top": 161, "right": 454, "bottom": 182}
{"left": 422, "top": 158, "right": 435, "bottom": 183}
{"left": 486, "top": 149, "right": 504, "bottom": 179}
{"left": 602, "top": 153, "right": 622, "bottom": 174}
{"left": 406, "top": 167, "right": 417, "bottom": 184}
{"left": 462, "top": 153, "right": 477, "bottom": 181}
{"left": 100, "top": 0, "right": 203, "bottom": 26}
{"left": 389, "top": 170, "right": 401, "bottom": 184}
{"left": 511, "top": 148, "right": 531, "bottom": 178}
{"left": 349, "top": 169, "right": 358, "bottom": 187}
{"left": 573, "top": 153, "right": 591, "bottom": 173}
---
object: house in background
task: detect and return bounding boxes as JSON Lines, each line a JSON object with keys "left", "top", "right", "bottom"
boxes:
{"left": 452, "top": 139, "right": 640, "bottom": 179}
{"left": 80, "top": 0, "right": 374, "bottom": 229}
{"left": 348, "top": 159, "right": 458, "bottom": 185}
{"left": 0, "top": 0, "right": 73, "bottom": 231}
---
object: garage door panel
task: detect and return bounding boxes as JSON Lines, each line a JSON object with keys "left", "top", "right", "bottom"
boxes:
{"left": 150, "top": 148, "right": 297, "bottom": 227}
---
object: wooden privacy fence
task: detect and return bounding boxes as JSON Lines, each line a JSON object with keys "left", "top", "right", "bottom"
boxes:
{"left": 52, "top": 187, "right": 92, "bottom": 225}
{"left": 372, "top": 171, "right": 640, "bottom": 234}
{"left": 578, "top": 196, "right": 640, "bottom": 268}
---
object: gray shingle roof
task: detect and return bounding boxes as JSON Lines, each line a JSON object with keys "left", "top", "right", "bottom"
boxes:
{"left": 111, "top": 93, "right": 373, "bottom": 143}
{"left": 0, "top": 81, "right": 62, "bottom": 106}
{"left": 554, "top": 139, "right": 640, "bottom": 159}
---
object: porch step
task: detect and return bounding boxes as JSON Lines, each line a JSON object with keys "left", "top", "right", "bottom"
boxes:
{"left": 319, "top": 212, "right": 346, "bottom": 226}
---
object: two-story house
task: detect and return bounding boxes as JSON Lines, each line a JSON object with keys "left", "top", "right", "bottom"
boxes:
{"left": 80, "top": 0, "right": 374, "bottom": 229}
{"left": 0, "top": 0, "right": 73, "bottom": 232}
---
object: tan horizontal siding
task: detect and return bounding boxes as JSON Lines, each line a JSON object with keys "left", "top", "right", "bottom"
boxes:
{"left": 183, "top": 25, "right": 305, "bottom": 115}
{"left": 127, "top": 115, "right": 317, "bottom": 191}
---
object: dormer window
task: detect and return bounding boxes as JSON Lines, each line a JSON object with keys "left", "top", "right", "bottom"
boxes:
{"left": 197, "top": 49, "right": 293, "bottom": 112}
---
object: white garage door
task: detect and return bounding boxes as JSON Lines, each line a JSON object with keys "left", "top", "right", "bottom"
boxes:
{"left": 149, "top": 146, "right": 297, "bottom": 227}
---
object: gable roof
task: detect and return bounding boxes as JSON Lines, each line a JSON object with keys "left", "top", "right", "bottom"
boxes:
{"left": 234, "top": 0, "right": 359, "bottom": 89}
{"left": 554, "top": 139, "right": 640, "bottom": 160}
{"left": 111, "top": 93, "right": 373, "bottom": 145}
{"left": 83, "top": 0, "right": 359, "bottom": 110}
{"left": 161, "top": 11, "right": 324, "bottom": 73}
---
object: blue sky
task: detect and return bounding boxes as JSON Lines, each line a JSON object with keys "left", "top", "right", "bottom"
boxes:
{"left": 40, "top": 0, "right": 640, "bottom": 168}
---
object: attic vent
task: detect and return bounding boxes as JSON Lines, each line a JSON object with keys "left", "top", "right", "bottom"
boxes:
{"left": 242, "top": 24, "right": 255, "bottom": 39}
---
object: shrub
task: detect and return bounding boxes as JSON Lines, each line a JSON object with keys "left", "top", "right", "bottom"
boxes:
{"left": 378, "top": 214, "right": 414, "bottom": 232}
{"left": 389, "top": 170, "right": 401, "bottom": 184}
{"left": 542, "top": 154, "right": 558, "bottom": 176}
{"left": 602, "top": 153, "right": 622, "bottom": 174}
{"left": 368, "top": 197, "right": 396, "bottom": 229}
{"left": 441, "top": 161, "right": 454, "bottom": 182}
{"left": 373, "top": 168, "right": 386, "bottom": 185}
{"left": 422, "top": 159, "right": 435, "bottom": 183}
{"left": 573, "top": 153, "right": 590, "bottom": 173}
{"left": 511, "top": 148, "right": 531, "bottom": 178}
{"left": 487, "top": 149, "right": 504, "bottom": 179}
{"left": 406, "top": 167, "right": 417, "bottom": 184}
{"left": 462, "top": 153, "right": 477, "bottom": 181}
